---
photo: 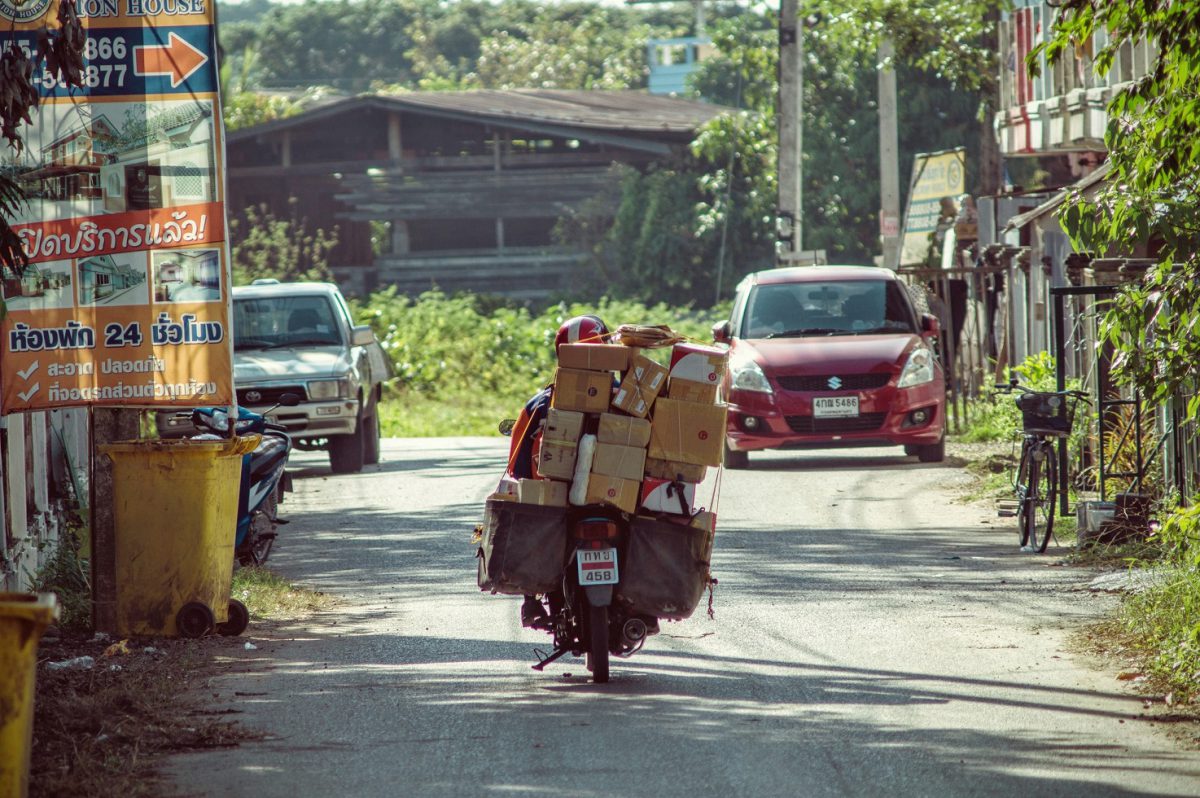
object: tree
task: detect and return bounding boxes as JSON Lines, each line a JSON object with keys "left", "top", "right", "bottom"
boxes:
{"left": 1034, "top": 2, "right": 1200, "bottom": 419}
{"left": 0, "top": 3, "right": 85, "bottom": 273}
{"left": 230, "top": 203, "right": 339, "bottom": 285}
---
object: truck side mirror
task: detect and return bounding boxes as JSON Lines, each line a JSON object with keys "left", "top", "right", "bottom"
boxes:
{"left": 921, "top": 314, "right": 940, "bottom": 336}
{"left": 351, "top": 325, "right": 375, "bottom": 346}
{"left": 712, "top": 320, "right": 732, "bottom": 344}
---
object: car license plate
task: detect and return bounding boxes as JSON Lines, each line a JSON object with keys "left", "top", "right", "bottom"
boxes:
{"left": 577, "top": 547, "right": 619, "bottom": 586}
{"left": 813, "top": 396, "right": 859, "bottom": 418}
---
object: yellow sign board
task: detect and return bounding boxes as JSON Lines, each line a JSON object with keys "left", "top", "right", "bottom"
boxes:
{"left": 1, "top": 0, "right": 232, "bottom": 412}
{"left": 899, "top": 149, "right": 966, "bottom": 267}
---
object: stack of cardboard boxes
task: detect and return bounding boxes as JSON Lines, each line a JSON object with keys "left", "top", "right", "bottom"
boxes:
{"left": 507, "top": 340, "right": 727, "bottom": 535}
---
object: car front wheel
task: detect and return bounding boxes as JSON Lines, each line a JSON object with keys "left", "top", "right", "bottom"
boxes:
{"left": 917, "top": 438, "right": 945, "bottom": 463}
{"left": 724, "top": 442, "right": 749, "bottom": 469}
{"left": 329, "top": 415, "right": 366, "bottom": 474}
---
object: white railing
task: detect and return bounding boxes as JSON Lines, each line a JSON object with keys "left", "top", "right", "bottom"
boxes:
{"left": 0, "top": 409, "right": 90, "bottom": 593}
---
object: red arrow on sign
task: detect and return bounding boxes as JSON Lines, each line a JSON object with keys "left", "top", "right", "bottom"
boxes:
{"left": 134, "top": 32, "right": 208, "bottom": 88}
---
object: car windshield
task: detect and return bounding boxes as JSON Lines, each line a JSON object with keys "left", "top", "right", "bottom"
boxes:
{"left": 741, "top": 280, "right": 917, "bottom": 339}
{"left": 233, "top": 295, "right": 342, "bottom": 350}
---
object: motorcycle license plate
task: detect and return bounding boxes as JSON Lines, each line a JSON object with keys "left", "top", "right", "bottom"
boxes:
{"left": 577, "top": 547, "right": 619, "bottom": 586}
{"left": 813, "top": 396, "right": 859, "bottom": 418}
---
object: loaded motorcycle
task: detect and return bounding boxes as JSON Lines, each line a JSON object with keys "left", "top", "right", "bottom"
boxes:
{"left": 182, "top": 393, "right": 299, "bottom": 566}
{"left": 480, "top": 421, "right": 715, "bottom": 684}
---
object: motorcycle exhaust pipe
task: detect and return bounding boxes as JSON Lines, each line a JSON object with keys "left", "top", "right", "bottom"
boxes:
{"left": 621, "top": 617, "right": 647, "bottom": 647}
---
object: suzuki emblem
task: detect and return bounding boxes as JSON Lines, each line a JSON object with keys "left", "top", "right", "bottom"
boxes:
{"left": 245, "top": 390, "right": 262, "bottom": 403}
{"left": 827, "top": 376, "right": 843, "bottom": 390}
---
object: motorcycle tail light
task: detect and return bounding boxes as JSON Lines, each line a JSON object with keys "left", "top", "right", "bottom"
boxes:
{"left": 574, "top": 519, "right": 619, "bottom": 541}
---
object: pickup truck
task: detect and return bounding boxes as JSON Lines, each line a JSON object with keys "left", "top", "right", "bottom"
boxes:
{"left": 232, "top": 280, "right": 392, "bottom": 473}
{"left": 160, "top": 280, "right": 392, "bottom": 473}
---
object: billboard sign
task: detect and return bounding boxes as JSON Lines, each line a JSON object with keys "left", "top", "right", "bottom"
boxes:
{"left": 899, "top": 148, "right": 966, "bottom": 267}
{"left": 0, "top": 0, "right": 232, "bottom": 412}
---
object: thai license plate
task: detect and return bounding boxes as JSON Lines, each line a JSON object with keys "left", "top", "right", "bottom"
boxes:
{"left": 577, "top": 547, "right": 619, "bottom": 586}
{"left": 813, "top": 396, "right": 859, "bottom": 418}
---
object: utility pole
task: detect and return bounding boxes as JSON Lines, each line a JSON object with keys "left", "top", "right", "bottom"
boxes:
{"left": 777, "top": 0, "right": 803, "bottom": 263}
{"left": 878, "top": 37, "right": 901, "bottom": 269}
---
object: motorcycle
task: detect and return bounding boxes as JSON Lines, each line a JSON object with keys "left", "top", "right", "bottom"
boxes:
{"left": 186, "top": 394, "right": 300, "bottom": 566}
{"left": 526, "top": 511, "right": 657, "bottom": 684}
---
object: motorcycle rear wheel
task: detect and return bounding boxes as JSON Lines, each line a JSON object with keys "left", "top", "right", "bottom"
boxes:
{"left": 238, "top": 491, "right": 278, "bottom": 567}
{"left": 586, "top": 604, "right": 609, "bottom": 684}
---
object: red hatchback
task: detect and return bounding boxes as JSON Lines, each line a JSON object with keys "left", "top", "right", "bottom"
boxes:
{"left": 713, "top": 265, "right": 946, "bottom": 467}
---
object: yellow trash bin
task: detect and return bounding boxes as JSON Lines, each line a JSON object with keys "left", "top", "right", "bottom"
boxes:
{"left": 100, "top": 436, "right": 259, "bottom": 638}
{"left": 0, "top": 592, "right": 58, "bottom": 798}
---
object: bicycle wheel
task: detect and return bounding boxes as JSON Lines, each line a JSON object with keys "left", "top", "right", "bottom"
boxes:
{"left": 1022, "top": 447, "right": 1057, "bottom": 553}
{"left": 1015, "top": 444, "right": 1034, "bottom": 548}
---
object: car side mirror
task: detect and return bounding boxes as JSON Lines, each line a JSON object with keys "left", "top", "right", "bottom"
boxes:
{"left": 921, "top": 314, "right": 940, "bottom": 336}
{"left": 712, "top": 320, "right": 731, "bottom": 344}
{"left": 351, "top": 325, "right": 375, "bottom": 346}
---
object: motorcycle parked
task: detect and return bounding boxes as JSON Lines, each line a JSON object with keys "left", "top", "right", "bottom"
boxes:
{"left": 187, "top": 394, "right": 300, "bottom": 566}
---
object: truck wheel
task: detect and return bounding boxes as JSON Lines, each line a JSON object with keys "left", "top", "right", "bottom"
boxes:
{"left": 362, "top": 409, "right": 381, "bottom": 465}
{"left": 329, "top": 420, "right": 365, "bottom": 474}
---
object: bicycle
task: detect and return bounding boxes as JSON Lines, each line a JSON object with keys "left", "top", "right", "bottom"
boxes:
{"left": 993, "top": 380, "right": 1089, "bottom": 553}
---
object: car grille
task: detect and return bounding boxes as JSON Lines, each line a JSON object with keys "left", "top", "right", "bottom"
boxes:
{"left": 785, "top": 413, "right": 888, "bottom": 434}
{"left": 237, "top": 386, "right": 307, "bottom": 405}
{"left": 777, "top": 374, "right": 891, "bottom": 392}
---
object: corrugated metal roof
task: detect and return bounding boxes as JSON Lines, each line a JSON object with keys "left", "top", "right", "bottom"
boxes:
{"left": 1004, "top": 161, "right": 1112, "bottom": 232}
{"left": 227, "top": 89, "right": 730, "bottom": 142}
{"left": 376, "top": 89, "right": 727, "bottom": 134}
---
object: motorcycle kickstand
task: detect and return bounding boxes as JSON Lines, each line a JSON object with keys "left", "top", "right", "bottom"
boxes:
{"left": 531, "top": 647, "right": 570, "bottom": 671}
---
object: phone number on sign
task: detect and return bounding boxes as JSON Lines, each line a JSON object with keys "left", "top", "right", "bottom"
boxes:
{"left": 13, "top": 36, "right": 130, "bottom": 90}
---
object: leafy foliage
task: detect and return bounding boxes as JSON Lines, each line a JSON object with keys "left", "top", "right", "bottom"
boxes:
{"left": 1034, "top": 2, "right": 1200, "bottom": 420}
{"left": 0, "top": 3, "right": 86, "bottom": 274}
{"left": 229, "top": 203, "right": 338, "bottom": 285}
{"left": 353, "top": 289, "right": 723, "bottom": 435}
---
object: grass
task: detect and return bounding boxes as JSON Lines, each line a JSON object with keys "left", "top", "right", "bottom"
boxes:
{"left": 378, "top": 389, "right": 520, "bottom": 438}
{"left": 231, "top": 566, "right": 335, "bottom": 619}
{"left": 1119, "top": 563, "right": 1200, "bottom": 700}
{"left": 32, "top": 567, "right": 330, "bottom": 798}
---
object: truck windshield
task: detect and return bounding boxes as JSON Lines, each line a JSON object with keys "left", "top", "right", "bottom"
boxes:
{"left": 742, "top": 280, "right": 918, "bottom": 339}
{"left": 233, "top": 296, "right": 343, "bottom": 350}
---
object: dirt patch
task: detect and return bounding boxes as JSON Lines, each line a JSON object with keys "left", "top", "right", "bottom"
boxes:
{"left": 31, "top": 630, "right": 263, "bottom": 798}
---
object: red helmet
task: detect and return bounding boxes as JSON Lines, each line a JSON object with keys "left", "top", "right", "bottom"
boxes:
{"left": 554, "top": 315, "right": 610, "bottom": 352}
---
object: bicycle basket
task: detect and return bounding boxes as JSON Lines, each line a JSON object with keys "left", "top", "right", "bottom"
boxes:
{"left": 1016, "top": 392, "right": 1076, "bottom": 435}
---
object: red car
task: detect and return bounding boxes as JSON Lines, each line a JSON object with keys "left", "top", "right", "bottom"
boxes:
{"left": 713, "top": 265, "right": 946, "bottom": 467}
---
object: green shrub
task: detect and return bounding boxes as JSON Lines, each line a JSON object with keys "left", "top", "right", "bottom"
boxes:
{"left": 955, "top": 352, "right": 1084, "bottom": 444}
{"left": 348, "top": 289, "right": 720, "bottom": 420}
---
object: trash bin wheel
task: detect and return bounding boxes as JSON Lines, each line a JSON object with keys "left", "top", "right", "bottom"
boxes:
{"left": 217, "top": 599, "right": 250, "bottom": 637}
{"left": 177, "top": 601, "right": 215, "bottom": 638}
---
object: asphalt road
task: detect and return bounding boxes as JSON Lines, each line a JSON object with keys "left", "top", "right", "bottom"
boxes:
{"left": 167, "top": 438, "right": 1200, "bottom": 797}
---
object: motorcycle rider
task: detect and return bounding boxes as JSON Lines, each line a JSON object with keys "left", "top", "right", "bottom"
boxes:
{"left": 508, "top": 314, "right": 612, "bottom": 626}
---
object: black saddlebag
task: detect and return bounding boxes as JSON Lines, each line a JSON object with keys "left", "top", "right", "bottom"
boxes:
{"left": 616, "top": 515, "right": 715, "bottom": 620}
{"left": 477, "top": 499, "right": 569, "bottom": 595}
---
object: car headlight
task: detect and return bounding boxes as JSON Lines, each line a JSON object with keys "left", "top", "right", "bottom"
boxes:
{"left": 307, "top": 378, "right": 350, "bottom": 400}
{"left": 897, "top": 346, "right": 936, "bottom": 388}
{"left": 729, "top": 356, "right": 773, "bottom": 394}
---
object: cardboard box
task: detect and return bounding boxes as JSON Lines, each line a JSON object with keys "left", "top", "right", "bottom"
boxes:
{"left": 558, "top": 343, "right": 631, "bottom": 373}
{"left": 668, "top": 378, "right": 720, "bottom": 405}
{"left": 640, "top": 477, "right": 696, "bottom": 515}
{"left": 644, "top": 457, "right": 707, "bottom": 483}
{"left": 669, "top": 342, "right": 727, "bottom": 386}
{"left": 538, "top": 439, "right": 578, "bottom": 481}
{"left": 648, "top": 398, "right": 728, "bottom": 467}
{"left": 517, "top": 479, "right": 569, "bottom": 506}
{"left": 591, "top": 442, "right": 648, "bottom": 481}
{"left": 544, "top": 408, "right": 584, "bottom": 443}
{"left": 551, "top": 368, "right": 612, "bottom": 414}
{"left": 597, "top": 413, "right": 652, "bottom": 448}
{"left": 611, "top": 355, "right": 669, "bottom": 418}
{"left": 584, "top": 473, "right": 640, "bottom": 514}
{"left": 690, "top": 510, "right": 717, "bottom": 534}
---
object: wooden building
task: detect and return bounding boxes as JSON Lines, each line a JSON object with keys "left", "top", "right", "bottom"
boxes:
{"left": 225, "top": 90, "right": 728, "bottom": 298}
